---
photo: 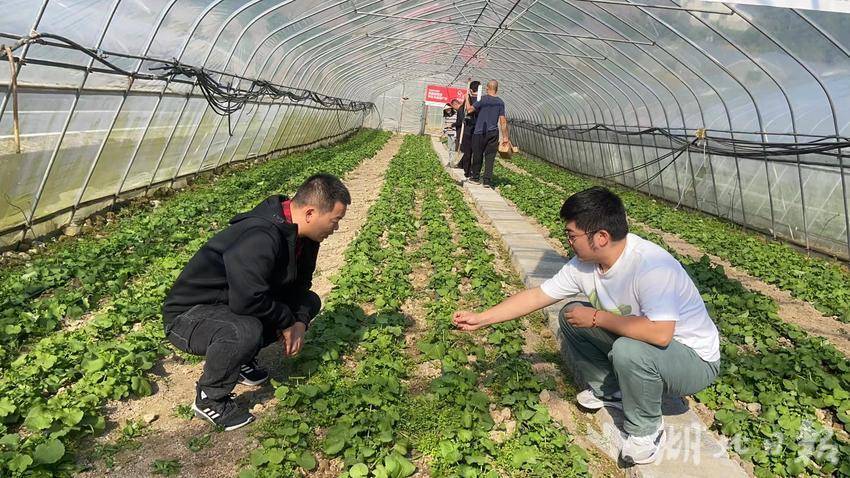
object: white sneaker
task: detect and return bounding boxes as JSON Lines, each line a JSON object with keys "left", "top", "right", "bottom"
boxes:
{"left": 621, "top": 422, "right": 666, "bottom": 465}
{"left": 576, "top": 389, "right": 623, "bottom": 410}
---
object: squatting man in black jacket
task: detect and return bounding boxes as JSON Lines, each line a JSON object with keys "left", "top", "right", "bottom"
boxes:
{"left": 162, "top": 174, "right": 349, "bottom": 430}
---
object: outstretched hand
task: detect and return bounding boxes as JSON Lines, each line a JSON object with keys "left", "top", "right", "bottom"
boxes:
{"left": 452, "top": 310, "right": 489, "bottom": 331}
{"left": 279, "top": 321, "right": 307, "bottom": 357}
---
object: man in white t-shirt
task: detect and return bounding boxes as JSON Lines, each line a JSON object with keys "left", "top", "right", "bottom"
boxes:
{"left": 453, "top": 186, "right": 720, "bottom": 465}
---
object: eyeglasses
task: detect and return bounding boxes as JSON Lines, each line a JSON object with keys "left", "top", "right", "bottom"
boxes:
{"left": 566, "top": 230, "right": 597, "bottom": 244}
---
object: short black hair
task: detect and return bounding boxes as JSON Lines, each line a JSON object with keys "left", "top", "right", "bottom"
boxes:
{"left": 292, "top": 173, "right": 351, "bottom": 212}
{"left": 559, "top": 186, "right": 628, "bottom": 241}
{"left": 469, "top": 80, "right": 481, "bottom": 92}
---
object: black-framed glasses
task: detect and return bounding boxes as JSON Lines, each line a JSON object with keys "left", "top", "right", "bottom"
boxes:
{"left": 567, "top": 230, "right": 598, "bottom": 244}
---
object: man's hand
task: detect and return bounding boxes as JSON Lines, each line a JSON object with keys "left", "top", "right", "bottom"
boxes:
{"left": 564, "top": 305, "right": 597, "bottom": 328}
{"left": 279, "top": 322, "right": 307, "bottom": 357}
{"left": 452, "top": 310, "right": 489, "bottom": 331}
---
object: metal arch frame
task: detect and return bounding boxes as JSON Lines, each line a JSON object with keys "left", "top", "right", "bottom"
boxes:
{"left": 516, "top": 11, "right": 657, "bottom": 193}
{"left": 108, "top": 0, "right": 247, "bottom": 198}
{"left": 269, "top": 5, "right": 482, "bottom": 89}
{"left": 671, "top": 1, "right": 807, "bottom": 245}
{"left": 0, "top": 1, "right": 48, "bottom": 120}
{"left": 0, "top": 0, "right": 48, "bottom": 236}
{"left": 535, "top": 1, "right": 698, "bottom": 203}
{"left": 326, "top": 52, "right": 543, "bottom": 122}
{"left": 727, "top": 3, "right": 850, "bottom": 258}
{"left": 169, "top": 0, "right": 312, "bottom": 180}
{"left": 148, "top": 3, "right": 276, "bottom": 184}
{"left": 180, "top": 0, "right": 380, "bottom": 171}
{"left": 294, "top": 19, "right": 592, "bottom": 119}
{"left": 263, "top": 0, "right": 578, "bottom": 94}
{"left": 587, "top": 1, "right": 741, "bottom": 220}
{"left": 251, "top": 0, "right": 433, "bottom": 92}
{"left": 308, "top": 1, "right": 674, "bottom": 190}
{"left": 3, "top": 0, "right": 849, "bottom": 257}
{"left": 547, "top": 3, "right": 702, "bottom": 206}
{"left": 243, "top": 0, "right": 836, "bottom": 254}
{"left": 351, "top": 10, "right": 655, "bottom": 45}
{"left": 287, "top": 33, "right": 542, "bottom": 118}
{"left": 515, "top": 3, "right": 679, "bottom": 197}
{"left": 670, "top": 3, "right": 786, "bottom": 241}
{"left": 175, "top": 1, "right": 367, "bottom": 179}
{"left": 558, "top": 0, "right": 703, "bottom": 195}
{"left": 27, "top": 0, "right": 123, "bottom": 225}
{"left": 203, "top": 0, "right": 358, "bottom": 169}
{"left": 629, "top": 5, "right": 769, "bottom": 230}
{"left": 204, "top": 0, "right": 383, "bottom": 155}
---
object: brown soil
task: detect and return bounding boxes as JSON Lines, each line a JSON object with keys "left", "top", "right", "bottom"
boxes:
{"left": 76, "top": 135, "right": 404, "bottom": 478}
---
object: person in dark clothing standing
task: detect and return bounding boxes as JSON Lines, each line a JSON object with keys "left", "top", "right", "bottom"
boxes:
{"left": 466, "top": 80, "right": 509, "bottom": 188}
{"left": 454, "top": 80, "right": 481, "bottom": 177}
{"left": 162, "top": 174, "right": 349, "bottom": 430}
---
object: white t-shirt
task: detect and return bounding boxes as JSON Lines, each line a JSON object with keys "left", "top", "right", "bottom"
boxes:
{"left": 541, "top": 233, "right": 720, "bottom": 362}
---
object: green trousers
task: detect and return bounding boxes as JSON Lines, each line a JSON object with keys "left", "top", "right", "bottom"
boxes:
{"left": 558, "top": 301, "right": 720, "bottom": 436}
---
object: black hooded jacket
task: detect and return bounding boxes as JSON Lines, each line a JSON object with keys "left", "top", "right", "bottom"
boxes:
{"left": 163, "top": 195, "right": 319, "bottom": 331}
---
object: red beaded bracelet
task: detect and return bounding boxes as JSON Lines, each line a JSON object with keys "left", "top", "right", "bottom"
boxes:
{"left": 592, "top": 309, "right": 599, "bottom": 328}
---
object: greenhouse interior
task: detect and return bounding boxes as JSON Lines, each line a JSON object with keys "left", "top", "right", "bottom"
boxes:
{"left": 1, "top": 0, "right": 850, "bottom": 477}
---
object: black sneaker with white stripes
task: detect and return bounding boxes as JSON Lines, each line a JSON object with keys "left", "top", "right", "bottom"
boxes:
{"left": 193, "top": 389, "right": 255, "bottom": 431}
{"left": 238, "top": 359, "right": 269, "bottom": 386}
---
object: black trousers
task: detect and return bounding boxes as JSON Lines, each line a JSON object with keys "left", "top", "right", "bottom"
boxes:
{"left": 164, "top": 292, "right": 321, "bottom": 399}
{"left": 458, "top": 127, "right": 474, "bottom": 176}
{"left": 471, "top": 131, "right": 499, "bottom": 185}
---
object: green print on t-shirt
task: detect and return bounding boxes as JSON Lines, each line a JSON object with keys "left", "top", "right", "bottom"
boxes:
{"left": 589, "top": 290, "right": 633, "bottom": 316}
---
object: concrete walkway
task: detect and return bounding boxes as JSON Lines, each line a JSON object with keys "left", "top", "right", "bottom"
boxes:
{"left": 430, "top": 136, "right": 748, "bottom": 478}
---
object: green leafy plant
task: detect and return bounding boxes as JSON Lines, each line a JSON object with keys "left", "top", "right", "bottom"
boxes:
{"left": 151, "top": 458, "right": 182, "bottom": 476}
{"left": 493, "top": 154, "right": 850, "bottom": 477}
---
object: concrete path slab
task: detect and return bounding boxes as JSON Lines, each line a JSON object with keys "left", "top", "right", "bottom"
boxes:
{"left": 429, "top": 135, "right": 748, "bottom": 478}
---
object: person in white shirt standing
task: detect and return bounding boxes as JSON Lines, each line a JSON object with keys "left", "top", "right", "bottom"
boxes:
{"left": 452, "top": 186, "right": 720, "bottom": 465}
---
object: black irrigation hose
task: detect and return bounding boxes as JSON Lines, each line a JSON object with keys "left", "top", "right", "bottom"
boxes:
{"left": 511, "top": 119, "right": 850, "bottom": 165}
{"left": 601, "top": 140, "right": 694, "bottom": 179}
{"left": 9, "top": 32, "right": 374, "bottom": 123}
{"left": 631, "top": 140, "right": 696, "bottom": 189}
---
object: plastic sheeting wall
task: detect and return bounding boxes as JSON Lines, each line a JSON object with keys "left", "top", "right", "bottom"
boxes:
{"left": 0, "top": 0, "right": 849, "bottom": 259}
{"left": 0, "top": 0, "right": 369, "bottom": 245}
{"left": 513, "top": 123, "right": 850, "bottom": 259}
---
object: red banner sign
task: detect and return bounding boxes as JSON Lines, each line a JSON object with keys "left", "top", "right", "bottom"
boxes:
{"left": 424, "top": 85, "right": 467, "bottom": 107}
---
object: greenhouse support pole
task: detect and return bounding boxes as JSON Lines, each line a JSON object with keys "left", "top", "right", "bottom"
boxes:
{"left": 260, "top": 104, "right": 290, "bottom": 153}
{"left": 272, "top": 106, "right": 301, "bottom": 151}
{"left": 113, "top": 0, "right": 219, "bottom": 200}
{"left": 730, "top": 5, "right": 850, "bottom": 258}
{"left": 266, "top": 106, "right": 292, "bottom": 152}
{"left": 71, "top": 3, "right": 183, "bottom": 217}
{"left": 637, "top": 6, "right": 766, "bottom": 230}
{"left": 156, "top": 0, "right": 285, "bottom": 191}
{"left": 257, "top": 104, "right": 286, "bottom": 153}
{"left": 588, "top": 0, "right": 726, "bottom": 206}
{"left": 27, "top": 0, "right": 121, "bottom": 228}
{"left": 0, "top": 1, "right": 47, "bottom": 122}
{"left": 532, "top": 4, "right": 673, "bottom": 196}
{"left": 239, "top": 105, "right": 268, "bottom": 159}
{"left": 244, "top": 104, "right": 280, "bottom": 159}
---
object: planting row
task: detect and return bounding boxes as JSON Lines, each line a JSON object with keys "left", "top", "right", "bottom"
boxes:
{"left": 0, "top": 130, "right": 390, "bottom": 368}
{"left": 242, "top": 135, "right": 590, "bottom": 478}
{"left": 493, "top": 159, "right": 850, "bottom": 477}
{"left": 0, "top": 130, "right": 392, "bottom": 477}
{"left": 505, "top": 154, "right": 850, "bottom": 322}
